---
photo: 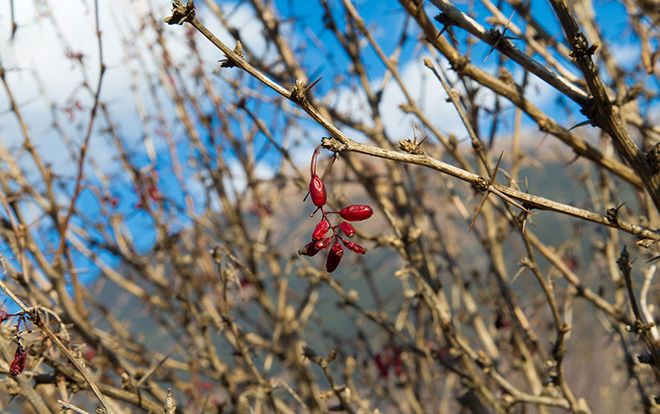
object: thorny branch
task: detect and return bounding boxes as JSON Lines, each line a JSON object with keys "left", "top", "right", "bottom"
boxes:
{"left": 0, "top": 0, "right": 657, "bottom": 412}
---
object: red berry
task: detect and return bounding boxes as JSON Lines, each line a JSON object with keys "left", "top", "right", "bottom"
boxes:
{"left": 339, "top": 205, "right": 373, "bottom": 221}
{"left": 374, "top": 353, "right": 389, "bottom": 379}
{"left": 9, "top": 344, "right": 26, "bottom": 376}
{"left": 309, "top": 175, "right": 327, "bottom": 207}
{"left": 299, "top": 242, "right": 321, "bottom": 257}
{"left": 314, "top": 237, "right": 333, "bottom": 250}
{"left": 393, "top": 352, "right": 404, "bottom": 377}
{"left": 339, "top": 221, "right": 355, "bottom": 237}
{"left": 342, "top": 240, "right": 366, "bottom": 254}
{"left": 83, "top": 345, "right": 97, "bottom": 361}
{"left": 312, "top": 219, "right": 330, "bottom": 241}
{"left": 197, "top": 380, "right": 213, "bottom": 392}
{"left": 495, "top": 312, "right": 510, "bottom": 330}
{"left": 325, "top": 242, "right": 344, "bottom": 272}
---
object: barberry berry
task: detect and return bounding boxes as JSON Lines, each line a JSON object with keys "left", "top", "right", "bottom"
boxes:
{"left": 314, "top": 237, "right": 333, "bottom": 250}
{"left": 374, "top": 353, "right": 389, "bottom": 378}
{"left": 339, "top": 221, "right": 355, "bottom": 237}
{"left": 299, "top": 241, "right": 321, "bottom": 257}
{"left": 342, "top": 240, "right": 366, "bottom": 254}
{"left": 312, "top": 219, "right": 330, "bottom": 241}
{"left": 309, "top": 175, "right": 327, "bottom": 207}
{"left": 339, "top": 205, "right": 373, "bottom": 221}
{"left": 325, "top": 242, "right": 344, "bottom": 272}
{"left": 373, "top": 346, "right": 404, "bottom": 379}
{"left": 9, "top": 344, "right": 26, "bottom": 376}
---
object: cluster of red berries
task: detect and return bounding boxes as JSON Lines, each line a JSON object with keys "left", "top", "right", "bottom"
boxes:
{"left": 299, "top": 146, "right": 373, "bottom": 272}
{"left": 1, "top": 309, "right": 28, "bottom": 376}
{"left": 374, "top": 346, "right": 404, "bottom": 379}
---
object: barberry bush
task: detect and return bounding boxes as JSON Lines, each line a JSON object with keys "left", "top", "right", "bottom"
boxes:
{"left": 0, "top": 0, "right": 658, "bottom": 413}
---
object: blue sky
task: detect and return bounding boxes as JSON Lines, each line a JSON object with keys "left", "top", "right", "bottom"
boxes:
{"left": 0, "top": 0, "right": 657, "bottom": 292}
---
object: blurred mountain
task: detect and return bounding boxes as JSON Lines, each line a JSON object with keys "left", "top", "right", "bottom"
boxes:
{"left": 90, "top": 156, "right": 642, "bottom": 414}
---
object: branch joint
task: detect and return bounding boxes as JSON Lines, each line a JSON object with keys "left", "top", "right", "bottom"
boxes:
{"left": 321, "top": 137, "right": 348, "bottom": 154}
{"left": 164, "top": 0, "right": 195, "bottom": 25}
{"left": 568, "top": 32, "right": 598, "bottom": 61}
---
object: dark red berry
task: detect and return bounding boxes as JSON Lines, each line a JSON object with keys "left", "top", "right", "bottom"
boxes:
{"left": 83, "top": 345, "right": 97, "bottom": 361}
{"left": 9, "top": 344, "right": 26, "bottom": 376}
{"left": 0, "top": 310, "right": 8, "bottom": 323}
{"left": 343, "top": 240, "right": 367, "bottom": 254}
{"left": 299, "top": 241, "right": 321, "bottom": 257}
{"left": 197, "top": 380, "right": 213, "bottom": 392}
{"left": 312, "top": 219, "right": 330, "bottom": 241}
{"left": 325, "top": 242, "right": 344, "bottom": 272}
{"left": 393, "top": 352, "right": 404, "bottom": 377}
{"left": 339, "top": 221, "right": 355, "bottom": 237}
{"left": 495, "top": 312, "right": 510, "bottom": 330}
{"left": 309, "top": 175, "right": 327, "bottom": 207}
{"left": 339, "top": 205, "right": 373, "bottom": 221}
{"left": 374, "top": 353, "right": 389, "bottom": 379}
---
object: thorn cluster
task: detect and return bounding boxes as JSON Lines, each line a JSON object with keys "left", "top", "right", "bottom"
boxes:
{"left": 299, "top": 145, "right": 373, "bottom": 272}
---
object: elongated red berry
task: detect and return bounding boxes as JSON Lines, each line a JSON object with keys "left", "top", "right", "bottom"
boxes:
{"left": 299, "top": 241, "right": 321, "bottom": 257}
{"left": 312, "top": 219, "right": 330, "bottom": 241}
{"left": 314, "top": 237, "right": 333, "bottom": 250}
{"left": 10, "top": 344, "right": 26, "bottom": 376}
{"left": 339, "top": 205, "right": 373, "bottom": 221}
{"left": 339, "top": 221, "right": 355, "bottom": 237}
{"left": 309, "top": 175, "right": 327, "bottom": 207}
{"left": 342, "top": 240, "right": 366, "bottom": 254}
{"left": 325, "top": 242, "right": 344, "bottom": 272}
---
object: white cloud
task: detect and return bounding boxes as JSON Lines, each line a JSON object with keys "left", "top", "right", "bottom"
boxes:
{"left": 323, "top": 57, "right": 469, "bottom": 143}
{"left": 609, "top": 43, "right": 641, "bottom": 69}
{"left": 382, "top": 57, "right": 464, "bottom": 137}
{"left": 224, "top": 157, "right": 275, "bottom": 197}
{"left": 0, "top": 0, "right": 267, "bottom": 176}
{"left": 286, "top": 123, "right": 327, "bottom": 168}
